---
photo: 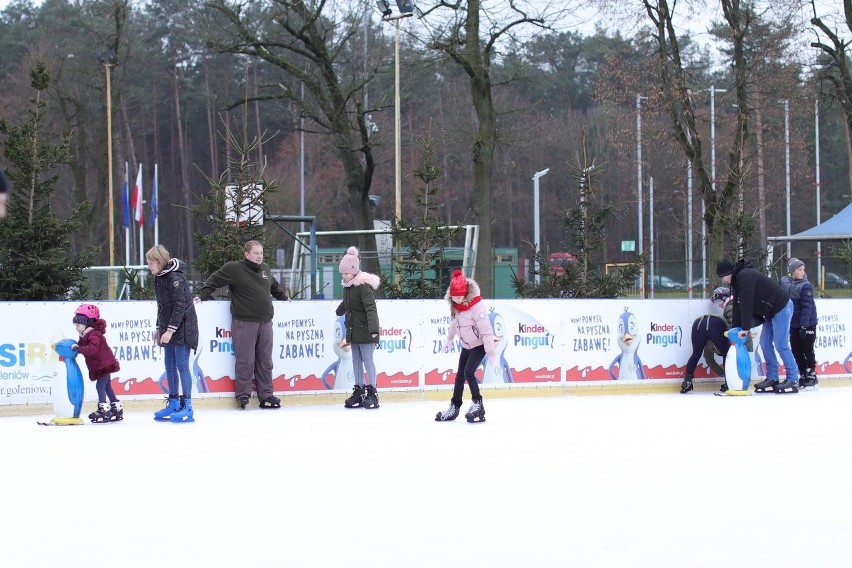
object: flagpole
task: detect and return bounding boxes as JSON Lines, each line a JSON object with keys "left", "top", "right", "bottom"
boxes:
{"left": 125, "top": 161, "right": 130, "bottom": 267}
{"left": 154, "top": 163, "right": 159, "bottom": 246}
{"left": 138, "top": 164, "right": 144, "bottom": 267}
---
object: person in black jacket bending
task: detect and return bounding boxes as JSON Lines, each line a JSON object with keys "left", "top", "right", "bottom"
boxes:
{"left": 717, "top": 258, "right": 799, "bottom": 393}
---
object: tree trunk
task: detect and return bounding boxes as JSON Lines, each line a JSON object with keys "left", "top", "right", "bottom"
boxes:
{"left": 173, "top": 51, "right": 194, "bottom": 265}
{"left": 754, "top": 94, "right": 767, "bottom": 248}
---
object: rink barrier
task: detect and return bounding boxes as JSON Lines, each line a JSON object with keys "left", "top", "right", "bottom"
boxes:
{"left": 3, "top": 376, "right": 851, "bottom": 418}
{"left": 2, "top": 299, "right": 850, "bottom": 413}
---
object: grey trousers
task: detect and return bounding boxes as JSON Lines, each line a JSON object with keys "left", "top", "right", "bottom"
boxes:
{"left": 231, "top": 319, "right": 274, "bottom": 400}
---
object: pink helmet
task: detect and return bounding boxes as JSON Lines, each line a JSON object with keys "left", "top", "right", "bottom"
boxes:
{"left": 74, "top": 304, "right": 100, "bottom": 320}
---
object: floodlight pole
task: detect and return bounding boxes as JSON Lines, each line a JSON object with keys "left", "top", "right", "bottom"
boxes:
{"left": 532, "top": 168, "right": 549, "bottom": 284}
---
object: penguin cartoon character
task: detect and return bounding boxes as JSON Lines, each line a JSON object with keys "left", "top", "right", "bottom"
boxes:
{"left": 608, "top": 307, "right": 646, "bottom": 380}
{"left": 157, "top": 346, "right": 209, "bottom": 394}
{"left": 320, "top": 315, "right": 356, "bottom": 390}
{"left": 480, "top": 311, "right": 514, "bottom": 383}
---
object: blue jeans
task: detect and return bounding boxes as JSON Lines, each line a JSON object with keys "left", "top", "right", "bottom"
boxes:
{"left": 351, "top": 343, "right": 377, "bottom": 387}
{"left": 759, "top": 299, "right": 799, "bottom": 383}
{"left": 163, "top": 344, "right": 193, "bottom": 397}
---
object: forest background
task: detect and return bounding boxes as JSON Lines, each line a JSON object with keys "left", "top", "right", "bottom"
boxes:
{"left": 0, "top": 0, "right": 850, "bottom": 298}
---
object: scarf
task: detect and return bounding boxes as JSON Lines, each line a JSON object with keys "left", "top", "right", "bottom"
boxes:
{"left": 454, "top": 295, "right": 481, "bottom": 312}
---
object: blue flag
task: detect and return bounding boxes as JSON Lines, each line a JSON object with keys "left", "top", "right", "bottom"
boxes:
{"left": 121, "top": 179, "right": 130, "bottom": 229}
{"left": 149, "top": 170, "right": 157, "bottom": 228}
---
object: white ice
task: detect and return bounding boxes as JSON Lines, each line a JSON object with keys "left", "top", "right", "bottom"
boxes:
{"left": 3, "top": 388, "right": 852, "bottom": 568}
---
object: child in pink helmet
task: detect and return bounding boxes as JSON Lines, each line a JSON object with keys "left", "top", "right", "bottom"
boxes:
{"left": 72, "top": 304, "right": 122, "bottom": 422}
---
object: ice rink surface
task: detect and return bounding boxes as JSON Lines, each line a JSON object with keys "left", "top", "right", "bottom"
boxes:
{"left": 3, "top": 387, "right": 852, "bottom": 568}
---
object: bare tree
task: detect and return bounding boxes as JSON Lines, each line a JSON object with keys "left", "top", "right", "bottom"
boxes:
{"left": 202, "top": 0, "right": 381, "bottom": 271}
{"left": 810, "top": 0, "right": 852, "bottom": 189}
{"left": 640, "top": 0, "right": 753, "bottom": 263}
{"left": 419, "top": 0, "right": 561, "bottom": 295}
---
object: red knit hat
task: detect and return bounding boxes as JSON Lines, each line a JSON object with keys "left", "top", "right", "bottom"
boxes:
{"left": 449, "top": 270, "right": 468, "bottom": 296}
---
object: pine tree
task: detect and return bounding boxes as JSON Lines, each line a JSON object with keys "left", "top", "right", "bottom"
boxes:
{"left": 0, "top": 57, "right": 97, "bottom": 300}
{"left": 513, "top": 137, "right": 643, "bottom": 298}
{"left": 191, "top": 116, "right": 277, "bottom": 284}
{"left": 381, "top": 129, "right": 462, "bottom": 299}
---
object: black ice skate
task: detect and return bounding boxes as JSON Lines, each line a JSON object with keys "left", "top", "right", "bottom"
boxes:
{"left": 259, "top": 395, "right": 281, "bottom": 409}
{"left": 362, "top": 385, "right": 379, "bottom": 409}
{"left": 344, "top": 385, "right": 365, "bottom": 408}
{"left": 753, "top": 378, "right": 779, "bottom": 393}
{"left": 774, "top": 380, "right": 799, "bottom": 394}
{"left": 109, "top": 402, "right": 124, "bottom": 422}
{"left": 465, "top": 399, "right": 486, "bottom": 423}
{"left": 679, "top": 378, "right": 693, "bottom": 394}
{"left": 237, "top": 396, "right": 249, "bottom": 410}
{"left": 89, "top": 402, "right": 111, "bottom": 423}
{"left": 799, "top": 369, "right": 819, "bottom": 390}
{"left": 435, "top": 402, "right": 459, "bottom": 422}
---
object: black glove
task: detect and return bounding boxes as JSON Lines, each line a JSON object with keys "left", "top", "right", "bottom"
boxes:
{"left": 798, "top": 327, "right": 808, "bottom": 340}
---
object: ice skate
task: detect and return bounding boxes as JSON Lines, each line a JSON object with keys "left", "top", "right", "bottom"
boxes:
{"left": 799, "top": 369, "right": 819, "bottom": 391}
{"left": 344, "top": 385, "right": 365, "bottom": 408}
{"left": 753, "top": 378, "right": 779, "bottom": 393}
{"left": 170, "top": 396, "right": 195, "bottom": 422}
{"left": 109, "top": 401, "right": 123, "bottom": 422}
{"left": 259, "top": 395, "right": 281, "bottom": 409}
{"left": 679, "top": 377, "right": 693, "bottom": 394}
{"left": 154, "top": 395, "right": 181, "bottom": 421}
{"left": 774, "top": 380, "right": 799, "bottom": 394}
{"left": 362, "top": 385, "right": 379, "bottom": 409}
{"left": 89, "top": 402, "right": 111, "bottom": 423}
{"left": 464, "top": 399, "right": 485, "bottom": 423}
{"left": 237, "top": 396, "right": 249, "bottom": 410}
{"left": 435, "top": 402, "right": 459, "bottom": 422}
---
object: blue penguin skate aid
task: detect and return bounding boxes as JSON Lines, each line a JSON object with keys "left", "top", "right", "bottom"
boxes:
{"left": 42, "top": 339, "right": 85, "bottom": 425}
{"left": 721, "top": 327, "right": 752, "bottom": 395}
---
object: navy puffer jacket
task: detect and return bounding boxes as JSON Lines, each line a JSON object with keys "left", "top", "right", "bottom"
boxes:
{"left": 154, "top": 259, "right": 199, "bottom": 351}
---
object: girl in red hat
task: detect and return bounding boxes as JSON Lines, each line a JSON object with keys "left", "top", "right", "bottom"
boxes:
{"left": 436, "top": 270, "right": 496, "bottom": 423}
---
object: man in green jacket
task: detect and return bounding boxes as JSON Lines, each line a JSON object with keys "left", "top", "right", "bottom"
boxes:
{"left": 195, "top": 240, "right": 289, "bottom": 409}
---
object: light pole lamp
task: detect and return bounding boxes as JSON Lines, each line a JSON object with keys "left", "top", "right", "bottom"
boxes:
{"left": 636, "top": 94, "right": 647, "bottom": 298}
{"left": 532, "top": 168, "right": 549, "bottom": 284}
{"left": 96, "top": 50, "right": 118, "bottom": 297}
{"left": 377, "top": 0, "right": 414, "bottom": 223}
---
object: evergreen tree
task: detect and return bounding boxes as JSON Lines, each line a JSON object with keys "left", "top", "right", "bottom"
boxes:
{"left": 513, "top": 139, "right": 643, "bottom": 298}
{"left": 191, "top": 116, "right": 278, "bottom": 287}
{"left": 0, "top": 57, "right": 98, "bottom": 300}
{"left": 382, "top": 130, "right": 462, "bottom": 299}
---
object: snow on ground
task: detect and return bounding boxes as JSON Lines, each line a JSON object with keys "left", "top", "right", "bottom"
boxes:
{"left": 2, "top": 388, "right": 852, "bottom": 568}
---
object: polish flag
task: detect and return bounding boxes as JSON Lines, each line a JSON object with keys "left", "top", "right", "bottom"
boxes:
{"left": 131, "top": 165, "right": 143, "bottom": 227}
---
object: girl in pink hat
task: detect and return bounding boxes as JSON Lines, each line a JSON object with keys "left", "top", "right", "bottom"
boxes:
{"left": 335, "top": 246, "right": 382, "bottom": 409}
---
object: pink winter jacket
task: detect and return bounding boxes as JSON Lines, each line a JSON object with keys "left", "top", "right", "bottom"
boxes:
{"left": 444, "top": 277, "right": 495, "bottom": 356}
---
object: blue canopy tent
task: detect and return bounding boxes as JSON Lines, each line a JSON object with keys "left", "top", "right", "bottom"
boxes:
{"left": 767, "top": 203, "right": 852, "bottom": 242}
{"left": 766, "top": 203, "right": 852, "bottom": 286}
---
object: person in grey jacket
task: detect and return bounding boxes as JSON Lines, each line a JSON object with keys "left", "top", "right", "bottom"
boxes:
{"left": 435, "top": 270, "right": 496, "bottom": 422}
{"left": 780, "top": 258, "right": 818, "bottom": 388}
{"left": 717, "top": 258, "right": 799, "bottom": 393}
{"left": 335, "top": 247, "right": 381, "bottom": 409}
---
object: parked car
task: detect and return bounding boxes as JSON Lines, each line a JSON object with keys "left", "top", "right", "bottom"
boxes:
{"left": 824, "top": 272, "right": 850, "bottom": 289}
{"left": 635, "top": 275, "right": 687, "bottom": 290}
{"left": 689, "top": 277, "right": 712, "bottom": 291}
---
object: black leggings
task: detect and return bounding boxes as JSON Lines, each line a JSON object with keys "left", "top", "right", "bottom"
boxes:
{"left": 686, "top": 315, "right": 729, "bottom": 376}
{"left": 451, "top": 345, "right": 485, "bottom": 406}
